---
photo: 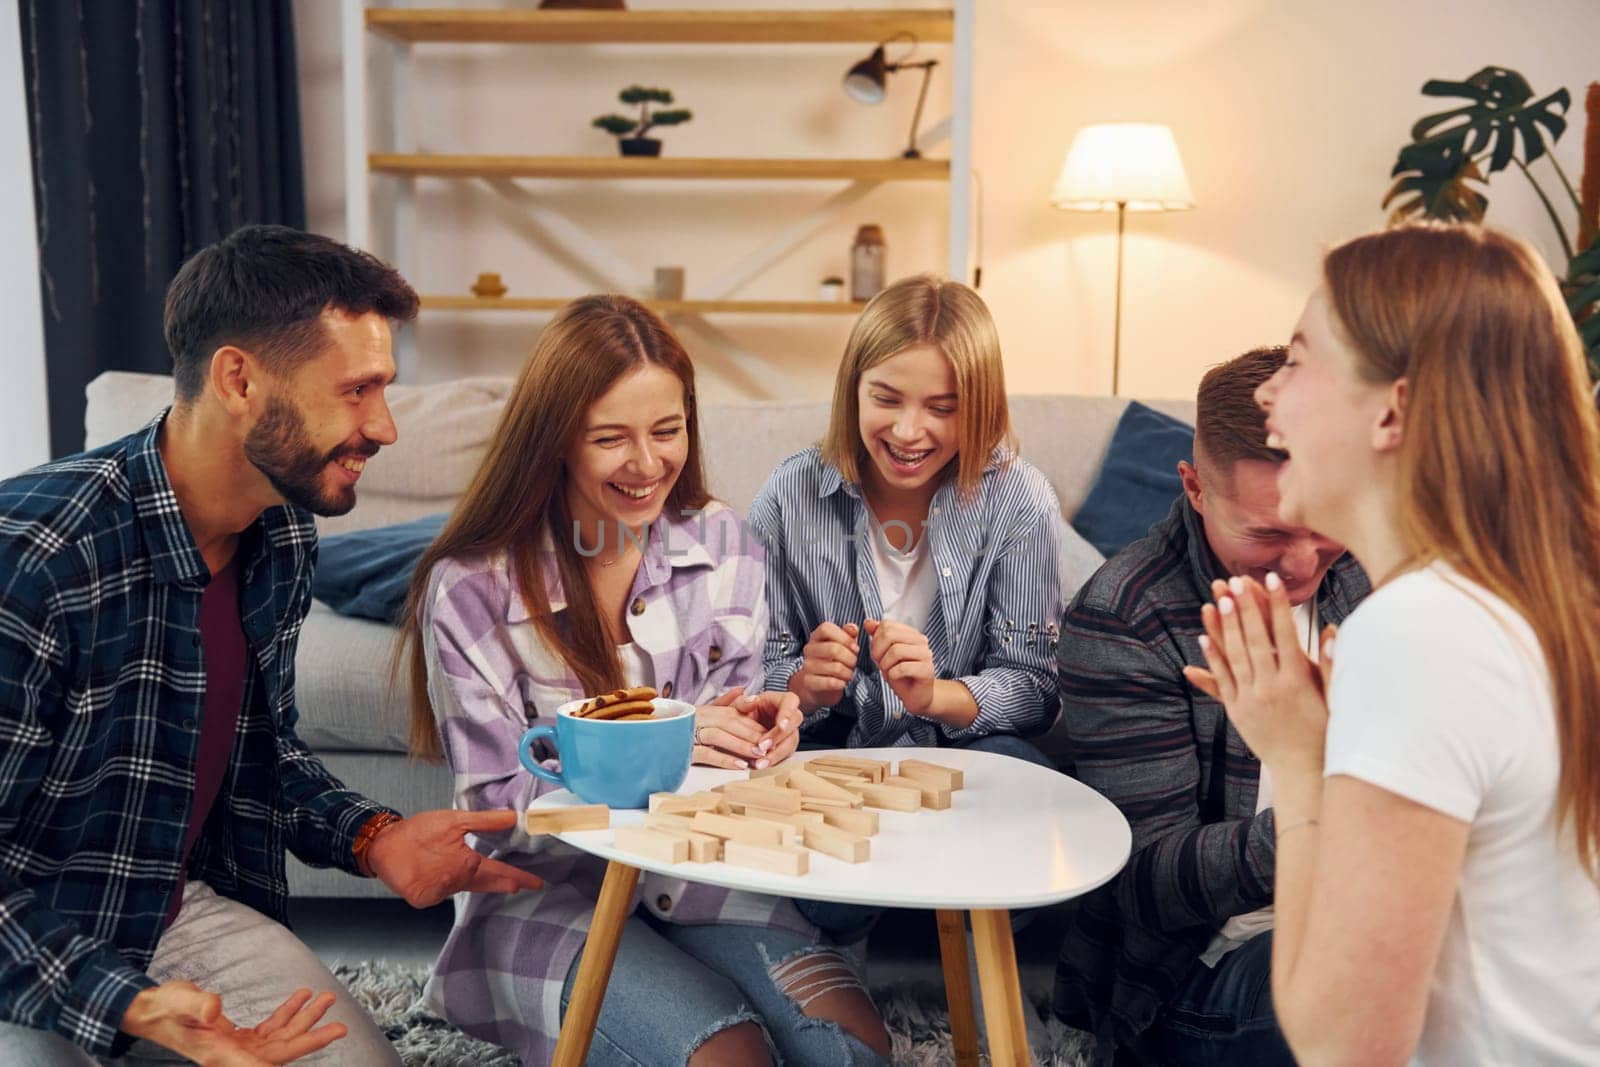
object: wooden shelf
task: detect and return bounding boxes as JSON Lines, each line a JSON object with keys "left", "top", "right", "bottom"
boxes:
{"left": 370, "top": 154, "right": 949, "bottom": 182}
{"left": 366, "top": 9, "right": 954, "bottom": 45}
{"left": 422, "top": 296, "right": 869, "bottom": 316}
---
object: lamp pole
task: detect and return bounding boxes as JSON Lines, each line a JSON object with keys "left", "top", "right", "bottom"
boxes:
{"left": 1112, "top": 200, "right": 1126, "bottom": 396}
{"left": 896, "top": 60, "right": 938, "bottom": 159}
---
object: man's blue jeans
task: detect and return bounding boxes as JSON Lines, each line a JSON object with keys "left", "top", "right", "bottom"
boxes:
{"left": 1153, "top": 931, "right": 1296, "bottom": 1066}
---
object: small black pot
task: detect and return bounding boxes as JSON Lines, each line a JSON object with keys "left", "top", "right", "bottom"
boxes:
{"left": 619, "top": 137, "right": 662, "bottom": 157}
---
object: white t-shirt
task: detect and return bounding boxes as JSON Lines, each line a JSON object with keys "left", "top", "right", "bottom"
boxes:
{"left": 1202, "top": 600, "right": 1318, "bottom": 966}
{"left": 616, "top": 642, "right": 653, "bottom": 689}
{"left": 866, "top": 509, "right": 937, "bottom": 634}
{"left": 1324, "top": 562, "right": 1600, "bottom": 1065}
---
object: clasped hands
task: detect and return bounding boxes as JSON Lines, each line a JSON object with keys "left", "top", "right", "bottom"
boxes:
{"left": 1182, "top": 572, "right": 1338, "bottom": 776}
{"left": 692, "top": 686, "right": 803, "bottom": 770}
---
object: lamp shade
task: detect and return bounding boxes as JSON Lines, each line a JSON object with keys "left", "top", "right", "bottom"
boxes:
{"left": 1051, "top": 123, "right": 1194, "bottom": 212}
{"left": 843, "top": 46, "right": 889, "bottom": 104}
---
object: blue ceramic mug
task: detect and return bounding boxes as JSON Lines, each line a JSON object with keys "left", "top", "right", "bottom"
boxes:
{"left": 518, "top": 698, "right": 696, "bottom": 809}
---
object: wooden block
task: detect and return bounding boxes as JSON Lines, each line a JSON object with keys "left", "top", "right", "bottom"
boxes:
{"left": 690, "top": 811, "right": 787, "bottom": 847}
{"left": 732, "top": 813, "right": 800, "bottom": 846}
{"left": 722, "top": 781, "right": 803, "bottom": 814}
{"left": 648, "top": 792, "right": 723, "bottom": 815}
{"left": 524, "top": 804, "right": 610, "bottom": 835}
{"left": 612, "top": 826, "right": 689, "bottom": 864}
{"left": 641, "top": 815, "right": 722, "bottom": 862}
{"left": 885, "top": 774, "right": 952, "bottom": 810}
{"left": 782, "top": 809, "right": 829, "bottom": 828}
{"left": 643, "top": 811, "right": 695, "bottom": 834}
{"left": 807, "top": 755, "right": 888, "bottom": 782}
{"left": 897, "top": 758, "right": 964, "bottom": 791}
{"left": 723, "top": 840, "right": 809, "bottom": 876}
{"left": 813, "top": 769, "right": 870, "bottom": 786}
{"left": 741, "top": 809, "right": 825, "bottom": 831}
{"left": 797, "top": 794, "right": 859, "bottom": 810}
{"left": 818, "top": 806, "right": 879, "bottom": 837}
{"left": 841, "top": 781, "right": 921, "bottom": 812}
{"left": 787, "top": 766, "right": 864, "bottom": 805}
{"left": 821, "top": 753, "right": 890, "bottom": 773}
{"left": 748, "top": 764, "right": 794, "bottom": 786}
{"left": 802, "top": 824, "right": 870, "bottom": 863}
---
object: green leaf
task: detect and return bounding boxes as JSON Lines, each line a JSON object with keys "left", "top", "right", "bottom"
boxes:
{"left": 1571, "top": 240, "right": 1600, "bottom": 279}
{"left": 593, "top": 115, "right": 638, "bottom": 135}
{"left": 650, "top": 109, "right": 693, "bottom": 127}
{"left": 1405, "top": 67, "right": 1569, "bottom": 179}
{"left": 620, "top": 85, "right": 673, "bottom": 105}
{"left": 1384, "top": 152, "right": 1488, "bottom": 223}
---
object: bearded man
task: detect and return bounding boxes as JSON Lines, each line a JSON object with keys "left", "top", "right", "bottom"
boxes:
{"left": 0, "top": 225, "right": 542, "bottom": 1065}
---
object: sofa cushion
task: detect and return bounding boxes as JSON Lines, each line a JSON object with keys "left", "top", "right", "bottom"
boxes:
{"left": 292, "top": 602, "right": 415, "bottom": 752}
{"left": 314, "top": 513, "right": 447, "bottom": 624}
{"left": 83, "top": 371, "right": 1196, "bottom": 528}
{"left": 1071, "top": 401, "right": 1195, "bottom": 558}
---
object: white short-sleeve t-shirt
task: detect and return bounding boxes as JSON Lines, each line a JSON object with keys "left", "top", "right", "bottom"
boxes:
{"left": 1324, "top": 562, "right": 1600, "bottom": 1065}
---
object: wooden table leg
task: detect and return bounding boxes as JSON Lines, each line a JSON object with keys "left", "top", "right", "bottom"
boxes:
{"left": 969, "top": 908, "right": 1032, "bottom": 1066}
{"left": 935, "top": 909, "right": 980, "bottom": 1067}
{"left": 552, "top": 860, "right": 641, "bottom": 1067}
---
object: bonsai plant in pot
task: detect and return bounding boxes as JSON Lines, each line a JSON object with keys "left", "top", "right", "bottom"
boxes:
{"left": 593, "top": 86, "right": 692, "bottom": 157}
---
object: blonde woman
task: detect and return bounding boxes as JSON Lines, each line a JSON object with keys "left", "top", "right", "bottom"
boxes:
{"left": 1189, "top": 224, "right": 1600, "bottom": 1064}
{"left": 747, "top": 275, "right": 1062, "bottom": 942}
{"left": 400, "top": 296, "right": 890, "bottom": 1066}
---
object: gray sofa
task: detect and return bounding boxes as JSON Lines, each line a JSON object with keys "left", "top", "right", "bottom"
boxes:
{"left": 84, "top": 371, "right": 1194, "bottom": 897}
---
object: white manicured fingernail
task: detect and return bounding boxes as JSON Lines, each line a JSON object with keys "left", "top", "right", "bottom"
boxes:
{"left": 1266, "top": 572, "right": 1282, "bottom": 591}
{"left": 1228, "top": 577, "right": 1244, "bottom": 595}
{"left": 1199, "top": 634, "right": 1211, "bottom": 650}
{"left": 1219, "top": 597, "right": 1235, "bottom": 616}
{"left": 735, "top": 760, "right": 748, "bottom": 769}
{"left": 756, "top": 759, "right": 770, "bottom": 769}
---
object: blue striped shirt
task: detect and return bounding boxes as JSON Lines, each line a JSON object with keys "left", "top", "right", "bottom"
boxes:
{"left": 0, "top": 415, "right": 396, "bottom": 1057}
{"left": 747, "top": 445, "right": 1063, "bottom": 746}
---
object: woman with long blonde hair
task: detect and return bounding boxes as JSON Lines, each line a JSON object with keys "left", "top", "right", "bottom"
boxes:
{"left": 400, "top": 296, "right": 889, "bottom": 1066}
{"left": 746, "top": 275, "right": 1063, "bottom": 962}
{"left": 1188, "top": 223, "right": 1600, "bottom": 1064}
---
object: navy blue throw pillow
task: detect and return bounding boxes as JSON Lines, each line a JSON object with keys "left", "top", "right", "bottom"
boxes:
{"left": 312, "top": 513, "right": 448, "bottom": 624}
{"left": 1071, "top": 402, "right": 1195, "bottom": 558}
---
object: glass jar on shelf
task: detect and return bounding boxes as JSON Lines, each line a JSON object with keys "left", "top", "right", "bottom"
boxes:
{"left": 850, "top": 225, "right": 886, "bottom": 301}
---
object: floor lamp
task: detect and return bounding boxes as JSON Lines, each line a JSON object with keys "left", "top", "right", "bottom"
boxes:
{"left": 1052, "top": 123, "right": 1194, "bottom": 395}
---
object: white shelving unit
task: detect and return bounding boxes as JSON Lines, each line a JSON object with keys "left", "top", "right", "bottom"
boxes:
{"left": 339, "top": 3, "right": 975, "bottom": 387}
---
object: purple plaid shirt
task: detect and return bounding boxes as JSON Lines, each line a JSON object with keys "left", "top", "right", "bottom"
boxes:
{"left": 418, "top": 503, "right": 814, "bottom": 1063}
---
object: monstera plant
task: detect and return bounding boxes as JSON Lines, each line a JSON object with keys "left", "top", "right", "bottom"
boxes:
{"left": 1385, "top": 67, "right": 1600, "bottom": 378}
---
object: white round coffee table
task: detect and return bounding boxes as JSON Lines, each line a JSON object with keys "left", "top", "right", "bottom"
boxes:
{"left": 530, "top": 747, "right": 1131, "bottom": 1066}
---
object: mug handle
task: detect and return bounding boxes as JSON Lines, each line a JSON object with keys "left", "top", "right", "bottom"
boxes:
{"left": 518, "top": 724, "right": 566, "bottom": 789}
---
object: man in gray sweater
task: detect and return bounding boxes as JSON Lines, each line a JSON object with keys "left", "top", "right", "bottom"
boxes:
{"left": 1052, "top": 346, "right": 1370, "bottom": 1065}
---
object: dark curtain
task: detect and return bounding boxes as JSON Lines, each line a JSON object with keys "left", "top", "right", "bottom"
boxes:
{"left": 19, "top": 0, "right": 305, "bottom": 458}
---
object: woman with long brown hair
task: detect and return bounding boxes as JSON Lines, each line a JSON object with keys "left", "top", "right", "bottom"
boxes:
{"left": 400, "top": 296, "right": 890, "bottom": 1066}
{"left": 1188, "top": 223, "right": 1600, "bottom": 1064}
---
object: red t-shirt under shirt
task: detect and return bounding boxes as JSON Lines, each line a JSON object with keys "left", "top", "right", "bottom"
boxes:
{"left": 165, "top": 553, "right": 248, "bottom": 927}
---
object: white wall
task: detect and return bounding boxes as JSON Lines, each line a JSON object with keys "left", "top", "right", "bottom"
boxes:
{"left": 294, "top": 0, "right": 1595, "bottom": 403}
{"left": 1, "top": 0, "right": 50, "bottom": 475}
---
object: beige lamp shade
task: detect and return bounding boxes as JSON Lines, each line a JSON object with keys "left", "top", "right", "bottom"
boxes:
{"left": 1052, "top": 123, "right": 1194, "bottom": 212}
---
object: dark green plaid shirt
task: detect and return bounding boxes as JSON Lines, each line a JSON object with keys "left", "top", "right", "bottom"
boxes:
{"left": 0, "top": 414, "right": 396, "bottom": 1057}
{"left": 1053, "top": 496, "right": 1369, "bottom": 1050}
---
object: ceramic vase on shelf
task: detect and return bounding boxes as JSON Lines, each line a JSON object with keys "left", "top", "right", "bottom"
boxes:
{"left": 850, "top": 225, "right": 886, "bottom": 302}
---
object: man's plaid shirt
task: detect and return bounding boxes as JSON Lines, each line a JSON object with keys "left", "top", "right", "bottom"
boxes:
{"left": 0, "top": 414, "right": 397, "bottom": 1057}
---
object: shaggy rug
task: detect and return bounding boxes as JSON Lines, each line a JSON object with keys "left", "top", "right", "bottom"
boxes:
{"left": 333, "top": 961, "right": 1098, "bottom": 1066}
